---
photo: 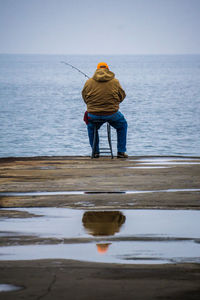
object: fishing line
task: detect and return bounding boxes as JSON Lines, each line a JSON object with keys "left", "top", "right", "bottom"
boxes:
{"left": 61, "top": 61, "right": 90, "bottom": 79}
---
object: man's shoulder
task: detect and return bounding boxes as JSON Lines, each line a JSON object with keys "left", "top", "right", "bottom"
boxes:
{"left": 85, "top": 78, "right": 95, "bottom": 85}
{"left": 110, "top": 78, "right": 120, "bottom": 85}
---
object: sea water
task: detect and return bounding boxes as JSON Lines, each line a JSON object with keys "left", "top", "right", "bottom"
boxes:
{"left": 0, "top": 54, "right": 200, "bottom": 157}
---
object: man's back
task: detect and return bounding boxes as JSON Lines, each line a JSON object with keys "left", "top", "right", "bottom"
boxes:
{"left": 82, "top": 68, "right": 126, "bottom": 115}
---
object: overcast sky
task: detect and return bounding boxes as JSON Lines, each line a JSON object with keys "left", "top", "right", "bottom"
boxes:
{"left": 0, "top": 0, "right": 200, "bottom": 55}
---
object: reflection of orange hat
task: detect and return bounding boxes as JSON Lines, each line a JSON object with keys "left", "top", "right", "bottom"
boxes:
{"left": 97, "top": 62, "right": 109, "bottom": 69}
{"left": 96, "top": 243, "right": 110, "bottom": 254}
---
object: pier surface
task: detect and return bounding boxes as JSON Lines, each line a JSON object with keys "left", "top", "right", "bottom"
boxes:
{"left": 0, "top": 155, "right": 200, "bottom": 209}
{"left": 0, "top": 156, "right": 200, "bottom": 299}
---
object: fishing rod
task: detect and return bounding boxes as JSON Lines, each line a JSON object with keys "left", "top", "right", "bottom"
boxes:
{"left": 61, "top": 61, "right": 90, "bottom": 79}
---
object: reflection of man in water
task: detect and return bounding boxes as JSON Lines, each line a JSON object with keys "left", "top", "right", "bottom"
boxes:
{"left": 82, "top": 211, "right": 126, "bottom": 254}
{"left": 96, "top": 243, "right": 111, "bottom": 254}
{"left": 82, "top": 211, "right": 126, "bottom": 236}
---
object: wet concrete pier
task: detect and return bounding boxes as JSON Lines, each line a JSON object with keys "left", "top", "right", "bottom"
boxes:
{"left": 0, "top": 156, "right": 200, "bottom": 299}
{"left": 0, "top": 156, "right": 200, "bottom": 209}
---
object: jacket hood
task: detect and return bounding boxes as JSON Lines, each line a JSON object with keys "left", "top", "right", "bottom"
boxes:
{"left": 92, "top": 69, "right": 115, "bottom": 82}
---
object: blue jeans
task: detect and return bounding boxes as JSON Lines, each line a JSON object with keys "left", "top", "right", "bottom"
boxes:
{"left": 87, "top": 111, "right": 128, "bottom": 153}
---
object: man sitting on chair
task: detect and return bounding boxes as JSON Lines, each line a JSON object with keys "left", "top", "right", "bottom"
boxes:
{"left": 82, "top": 62, "right": 128, "bottom": 158}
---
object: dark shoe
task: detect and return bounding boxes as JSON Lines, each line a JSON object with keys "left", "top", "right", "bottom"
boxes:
{"left": 117, "top": 152, "right": 128, "bottom": 158}
{"left": 94, "top": 153, "right": 100, "bottom": 158}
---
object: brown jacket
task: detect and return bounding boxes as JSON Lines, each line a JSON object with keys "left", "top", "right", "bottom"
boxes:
{"left": 82, "top": 69, "right": 126, "bottom": 115}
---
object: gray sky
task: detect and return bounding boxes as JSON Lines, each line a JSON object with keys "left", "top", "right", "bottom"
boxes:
{"left": 0, "top": 0, "right": 200, "bottom": 55}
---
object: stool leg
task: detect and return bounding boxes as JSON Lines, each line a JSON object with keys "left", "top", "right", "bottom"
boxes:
{"left": 92, "top": 125, "right": 97, "bottom": 158}
{"left": 107, "top": 123, "right": 114, "bottom": 159}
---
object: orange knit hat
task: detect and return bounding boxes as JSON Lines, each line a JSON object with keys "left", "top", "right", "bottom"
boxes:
{"left": 97, "top": 62, "right": 109, "bottom": 69}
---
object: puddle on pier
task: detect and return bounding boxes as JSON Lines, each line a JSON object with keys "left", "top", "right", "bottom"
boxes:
{"left": 0, "top": 208, "right": 200, "bottom": 264}
{"left": 126, "top": 166, "right": 169, "bottom": 169}
{"left": 0, "top": 284, "right": 23, "bottom": 292}
{"left": 139, "top": 162, "right": 200, "bottom": 166}
{"left": 1, "top": 188, "right": 200, "bottom": 197}
{"left": 129, "top": 157, "right": 200, "bottom": 166}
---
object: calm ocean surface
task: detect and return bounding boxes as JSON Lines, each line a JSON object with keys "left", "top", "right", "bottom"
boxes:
{"left": 0, "top": 54, "right": 200, "bottom": 157}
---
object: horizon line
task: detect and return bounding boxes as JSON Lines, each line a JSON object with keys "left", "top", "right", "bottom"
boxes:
{"left": 0, "top": 53, "right": 200, "bottom": 56}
